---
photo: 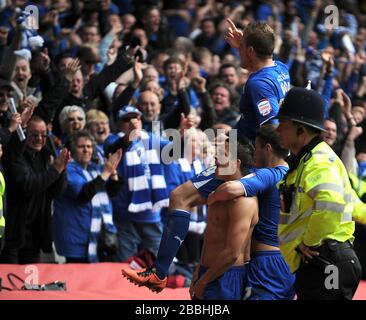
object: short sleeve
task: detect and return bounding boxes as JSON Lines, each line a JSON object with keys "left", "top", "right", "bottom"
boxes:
{"left": 248, "top": 79, "right": 280, "bottom": 125}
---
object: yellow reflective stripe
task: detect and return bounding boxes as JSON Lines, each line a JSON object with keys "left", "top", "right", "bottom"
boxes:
{"left": 0, "top": 208, "right": 3, "bottom": 218}
{"left": 344, "top": 193, "right": 354, "bottom": 203}
{"left": 313, "top": 201, "right": 345, "bottom": 213}
{"left": 312, "top": 150, "right": 328, "bottom": 156}
{"left": 279, "top": 227, "right": 305, "bottom": 244}
{"left": 308, "top": 183, "right": 345, "bottom": 199}
{"left": 0, "top": 172, "right": 4, "bottom": 194}
{"left": 0, "top": 215, "right": 4, "bottom": 238}
{"left": 343, "top": 212, "right": 353, "bottom": 222}
{"left": 280, "top": 208, "right": 312, "bottom": 225}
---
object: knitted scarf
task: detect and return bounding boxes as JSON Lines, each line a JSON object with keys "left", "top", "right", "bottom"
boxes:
{"left": 82, "top": 166, "right": 117, "bottom": 263}
{"left": 124, "top": 132, "right": 169, "bottom": 213}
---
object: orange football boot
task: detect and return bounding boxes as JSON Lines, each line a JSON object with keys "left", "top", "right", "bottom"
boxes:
{"left": 122, "top": 267, "right": 167, "bottom": 293}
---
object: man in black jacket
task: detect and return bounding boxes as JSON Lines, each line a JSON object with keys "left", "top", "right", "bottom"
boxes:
{"left": 0, "top": 116, "right": 69, "bottom": 264}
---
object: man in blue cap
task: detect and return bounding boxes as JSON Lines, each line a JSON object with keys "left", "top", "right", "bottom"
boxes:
{"left": 105, "top": 105, "right": 170, "bottom": 263}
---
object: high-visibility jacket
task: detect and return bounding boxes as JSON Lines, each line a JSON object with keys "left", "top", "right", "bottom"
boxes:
{"left": 349, "top": 172, "right": 366, "bottom": 200}
{"left": 0, "top": 171, "right": 5, "bottom": 238}
{"left": 278, "top": 141, "right": 355, "bottom": 273}
{"left": 352, "top": 190, "right": 366, "bottom": 225}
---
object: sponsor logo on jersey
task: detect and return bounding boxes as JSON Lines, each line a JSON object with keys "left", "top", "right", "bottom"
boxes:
{"left": 257, "top": 98, "right": 272, "bottom": 116}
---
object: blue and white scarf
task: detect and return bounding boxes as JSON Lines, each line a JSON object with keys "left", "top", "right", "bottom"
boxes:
{"left": 177, "top": 158, "right": 207, "bottom": 229}
{"left": 16, "top": 10, "right": 44, "bottom": 60}
{"left": 125, "top": 132, "right": 169, "bottom": 213}
{"left": 95, "top": 144, "right": 106, "bottom": 165}
{"left": 82, "top": 167, "right": 117, "bottom": 263}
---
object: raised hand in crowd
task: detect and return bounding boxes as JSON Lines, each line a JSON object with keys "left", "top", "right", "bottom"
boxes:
{"left": 321, "top": 51, "right": 334, "bottom": 75}
{"left": 20, "top": 102, "right": 36, "bottom": 127}
{"left": 101, "top": 148, "right": 123, "bottom": 181}
{"left": 64, "top": 58, "right": 81, "bottom": 82}
{"left": 53, "top": 148, "right": 71, "bottom": 174}
{"left": 131, "top": 56, "right": 144, "bottom": 89}
{"left": 195, "top": 0, "right": 215, "bottom": 30}
{"left": 177, "top": 63, "right": 190, "bottom": 92}
{"left": 18, "top": 96, "right": 37, "bottom": 113}
{"left": 38, "top": 47, "right": 51, "bottom": 73}
{"left": 225, "top": 18, "right": 243, "bottom": 49}
{"left": 169, "top": 66, "right": 183, "bottom": 94}
{"left": 178, "top": 75, "right": 189, "bottom": 91}
{"left": 293, "top": 36, "right": 305, "bottom": 63}
{"left": 111, "top": 23, "right": 123, "bottom": 36}
{"left": 347, "top": 125, "right": 363, "bottom": 142}
{"left": 179, "top": 112, "right": 197, "bottom": 135}
{"left": 107, "top": 46, "right": 118, "bottom": 66}
{"left": 337, "top": 89, "right": 355, "bottom": 126}
{"left": 8, "top": 112, "right": 22, "bottom": 133}
{"left": 191, "top": 76, "right": 207, "bottom": 94}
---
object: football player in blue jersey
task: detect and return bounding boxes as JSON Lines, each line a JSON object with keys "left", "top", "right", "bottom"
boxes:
{"left": 226, "top": 19, "right": 291, "bottom": 141}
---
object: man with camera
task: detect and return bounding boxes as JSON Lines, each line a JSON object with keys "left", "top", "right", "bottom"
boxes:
{"left": 276, "top": 87, "right": 362, "bottom": 300}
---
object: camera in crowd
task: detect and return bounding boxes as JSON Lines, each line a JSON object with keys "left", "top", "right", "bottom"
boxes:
{"left": 121, "top": 36, "right": 147, "bottom": 63}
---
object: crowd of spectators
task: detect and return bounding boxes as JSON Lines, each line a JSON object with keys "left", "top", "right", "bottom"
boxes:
{"left": 1, "top": 0, "right": 366, "bottom": 283}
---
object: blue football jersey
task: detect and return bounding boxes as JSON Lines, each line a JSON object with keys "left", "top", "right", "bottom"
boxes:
{"left": 191, "top": 166, "right": 225, "bottom": 199}
{"left": 240, "top": 166, "right": 289, "bottom": 247}
{"left": 236, "top": 60, "right": 290, "bottom": 141}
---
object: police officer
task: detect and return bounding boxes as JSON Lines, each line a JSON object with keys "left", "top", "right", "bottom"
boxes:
{"left": 276, "top": 87, "right": 362, "bottom": 300}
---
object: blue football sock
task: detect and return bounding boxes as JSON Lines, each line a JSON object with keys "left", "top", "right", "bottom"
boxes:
{"left": 154, "top": 209, "right": 191, "bottom": 280}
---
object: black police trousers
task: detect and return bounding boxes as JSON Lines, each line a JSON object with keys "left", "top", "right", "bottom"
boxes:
{"left": 295, "top": 240, "right": 362, "bottom": 300}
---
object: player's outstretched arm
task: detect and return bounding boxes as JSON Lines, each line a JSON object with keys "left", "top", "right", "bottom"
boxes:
{"left": 170, "top": 180, "right": 207, "bottom": 211}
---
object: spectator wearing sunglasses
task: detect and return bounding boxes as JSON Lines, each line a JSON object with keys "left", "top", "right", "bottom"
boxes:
{"left": 104, "top": 105, "right": 170, "bottom": 262}
{"left": 0, "top": 116, "right": 69, "bottom": 264}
